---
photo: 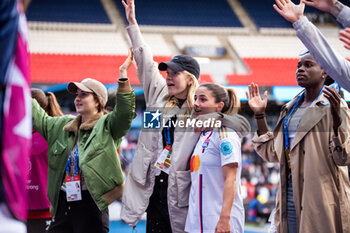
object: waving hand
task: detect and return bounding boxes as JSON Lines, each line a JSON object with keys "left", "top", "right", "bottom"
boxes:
{"left": 122, "top": 0, "right": 137, "bottom": 25}
{"left": 273, "top": 0, "right": 305, "bottom": 23}
{"left": 246, "top": 83, "right": 268, "bottom": 115}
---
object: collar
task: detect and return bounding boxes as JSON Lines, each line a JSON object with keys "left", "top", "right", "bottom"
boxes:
{"left": 63, "top": 112, "right": 104, "bottom": 132}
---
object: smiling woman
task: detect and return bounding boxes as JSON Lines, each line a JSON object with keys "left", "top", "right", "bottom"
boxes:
{"left": 31, "top": 56, "right": 136, "bottom": 233}
{"left": 120, "top": 1, "right": 251, "bottom": 232}
{"left": 186, "top": 83, "right": 244, "bottom": 233}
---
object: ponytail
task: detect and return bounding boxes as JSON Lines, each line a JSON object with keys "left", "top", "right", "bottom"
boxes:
{"left": 224, "top": 88, "right": 240, "bottom": 115}
{"left": 199, "top": 83, "right": 240, "bottom": 115}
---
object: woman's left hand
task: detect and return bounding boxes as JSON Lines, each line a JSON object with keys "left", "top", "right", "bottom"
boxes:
{"left": 215, "top": 217, "right": 231, "bottom": 233}
{"left": 323, "top": 86, "right": 342, "bottom": 135}
{"left": 119, "top": 48, "right": 134, "bottom": 78}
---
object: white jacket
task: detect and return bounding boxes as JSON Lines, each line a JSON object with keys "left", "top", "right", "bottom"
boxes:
{"left": 293, "top": 6, "right": 350, "bottom": 92}
{"left": 121, "top": 24, "right": 251, "bottom": 233}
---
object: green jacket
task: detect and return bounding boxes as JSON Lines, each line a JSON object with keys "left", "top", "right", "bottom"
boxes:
{"left": 32, "top": 79, "right": 136, "bottom": 216}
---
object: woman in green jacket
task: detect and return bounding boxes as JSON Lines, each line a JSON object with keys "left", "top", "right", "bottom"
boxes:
{"left": 32, "top": 59, "right": 136, "bottom": 233}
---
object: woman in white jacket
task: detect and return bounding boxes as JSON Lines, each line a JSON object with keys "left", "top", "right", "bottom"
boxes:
{"left": 120, "top": 1, "right": 250, "bottom": 232}
{"left": 274, "top": 0, "right": 350, "bottom": 91}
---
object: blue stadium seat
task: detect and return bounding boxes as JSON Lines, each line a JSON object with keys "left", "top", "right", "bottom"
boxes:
{"left": 115, "top": 0, "right": 243, "bottom": 27}
{"left": 239, "top": 0, "right": 325, "bottom": 28}
{"left": 26, "top": 0, "right": 111, "bottom": 24}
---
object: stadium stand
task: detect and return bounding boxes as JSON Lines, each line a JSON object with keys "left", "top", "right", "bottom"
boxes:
{"left": 29, "top": 31, "right": 128, "bottom": 54}
{"left": 227, "top": 35, "right": 350, "bottom": 86}
{"left": 173, "top": 35, "right": 222, "bottom": 50}
{"left": 26, "top": 0, "right": 111, "bottom": 23}
{"left": 114, "top": 0, "right": 243, "bottom": 27}
{"left": 239, "top": 0, "right": 328, "bottom": 28}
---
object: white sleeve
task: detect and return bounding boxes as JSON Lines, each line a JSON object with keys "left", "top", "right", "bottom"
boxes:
{"left": 215, "top": 130, "right": 241, "bottom": 167}
{"left": 293, "top": 16, "right": 350, "bottom": 92}
{"left": 126, "top": 24, "right": 167, "bottom": 106}
{"left": 337, "top": 5, "right": 350, "bottom": 28}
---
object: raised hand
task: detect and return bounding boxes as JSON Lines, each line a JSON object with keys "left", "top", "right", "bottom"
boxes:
{"left": 119, "top": 48, "right": 134, "bottom": 78}
{"left": 323, "top": 86, "right": 342, "bottom": 135}
{"left": 340, "top": 28, "right": 350, "bottom": 50}
{"left": 273, "top": 0, "right": 305, "bottom": 23}
{"left": 302, "top": 0, "right": 337, "bottom": 13}
{"left": 122, "top": 0, "right": 137, "bottom": 25}
{"left": 246, "top": 83, "right": 268, "bottom": 115}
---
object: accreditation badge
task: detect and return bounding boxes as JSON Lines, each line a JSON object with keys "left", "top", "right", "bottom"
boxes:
{"left": 154, "top": 145, "right": 172, "bottom": 174}
{"left": 65, "top": 175, "right": 82, "bottom": 202}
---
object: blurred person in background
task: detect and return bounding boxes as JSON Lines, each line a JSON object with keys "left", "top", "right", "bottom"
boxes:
{"left": 32, "top": 55, "right": 136, "bottom": 233}
{"left": 246, "top": 51, "right": 350, "bottom": 233}
{"left": 185, "top": 83, "right": 244, "bottom": 233}
{"left": 28, "top": 89, "right": 63, "bottom": 233}
{"left": 248, "top": 185, "right": 271, "bottom": 225}
{"left": 120, "top": 1, "right": 250, "bottom": 232}
{"left": 274, "top": 0, "right": 350, "bottom": 91}
{"left": 0, "top": 0, "right": 31, "bottom": 232}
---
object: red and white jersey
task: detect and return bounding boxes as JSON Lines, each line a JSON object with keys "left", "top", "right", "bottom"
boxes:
{"left": 185, "top": 127, "right": 244, "bottom": 233}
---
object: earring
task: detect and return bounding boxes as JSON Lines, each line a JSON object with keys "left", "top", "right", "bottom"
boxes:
{"left": 322, "top": 75, "right": 325, "bottom": 79}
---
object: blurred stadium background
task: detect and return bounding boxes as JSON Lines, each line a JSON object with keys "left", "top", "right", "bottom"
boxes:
{"left": 26, "top": 0, "right": 350, "bottom": 232}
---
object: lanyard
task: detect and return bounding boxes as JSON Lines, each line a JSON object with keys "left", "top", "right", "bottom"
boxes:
{"left": 66, "top": 145, "right": 79, "bottom": 175}
{"left": 201, "top": 130, "right": 213, "bottom": 153}
{"left": 282, "top": 88, "right": 323, "bottom": 151}
{"left": 163, "top": 122, "right": 172, "bottom": 146}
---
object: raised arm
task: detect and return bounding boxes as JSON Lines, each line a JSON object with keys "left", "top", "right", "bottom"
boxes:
{"left": 274, "top": 0, "right": 350, "bottom": 92}
{"left": 273, "top": 0, "right": 305, "bottom": 24}
{"left": 122, "top": 0, "right": 167, "bottom": 106}
{"left": 246, "top": 83, "right": 268, "bottom": 136}
{"left": 108, "top": 78, "right": 135, "bottom": 140}
{"left": 32, "top": 99, "right": 70, "bottom": 141}
{"left": 247, "top": 83, "right": 279, "bottom": 163}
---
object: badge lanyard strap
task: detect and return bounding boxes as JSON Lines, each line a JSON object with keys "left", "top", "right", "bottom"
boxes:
{"left": 163, "top": 120, "right": 172, "bottom": 146}
{"left": 201, "top": 129, "right": 213, "bottom": 153}
{"left": 282, "top": 87, "right": 323, "bottom": 152}
{"left": 65, "top": 145, "right": 79, "bottom": 176}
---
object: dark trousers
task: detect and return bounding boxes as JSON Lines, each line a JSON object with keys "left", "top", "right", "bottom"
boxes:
{"left": 27, "top": 218, "right": 51, "bottom": 233}
{"left": 48, "top": 190, "right": 109, "bottom": 233}
{"left": 146, "top": 172, "right": 172, "bottom": 233}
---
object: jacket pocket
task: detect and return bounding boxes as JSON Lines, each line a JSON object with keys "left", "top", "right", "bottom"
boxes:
{"left": 130, "top": 143, "right": 153, "bottom": 186}
{"left": 176, "top": 170, "right": 191, "bottom": 208}
{"left": 49, "top": 141, "right": 66, "bottom": 170}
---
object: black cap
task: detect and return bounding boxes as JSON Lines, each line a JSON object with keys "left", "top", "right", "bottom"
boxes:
{"left": 158, "top": 55, "right": 200, "bottom": 79}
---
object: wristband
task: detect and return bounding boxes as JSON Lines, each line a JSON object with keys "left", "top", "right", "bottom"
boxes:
{"left": 255, "top": 113, "right": 265, "bottom": 119}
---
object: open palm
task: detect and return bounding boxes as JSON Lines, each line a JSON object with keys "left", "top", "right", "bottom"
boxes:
{"left": 302, "top": 0, "right": 336, "bottom": 13}
{"left": 120, "top": 48, "right": 134, "bottom": 78}
{"left": 246, "top": 83, "right": 268, "bottom": 114}
{"left": 122, "top": 0, "right": 136, "bottom": 25}
{"left": 273, "top": 0, "right": 305, "bottom": 23}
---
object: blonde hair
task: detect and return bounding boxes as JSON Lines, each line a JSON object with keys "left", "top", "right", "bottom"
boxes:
{"left": 164, "top": 70, "right": 198, "bottom": 120}
{"left": 199, "top": 83, "right": 240, "bottom": 115}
